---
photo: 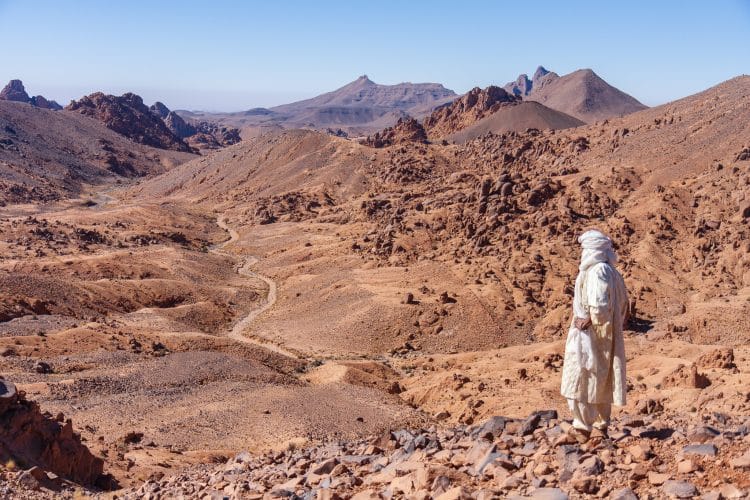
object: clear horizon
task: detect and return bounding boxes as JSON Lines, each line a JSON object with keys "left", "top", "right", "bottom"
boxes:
{"left": 1, "top": 0, "right": 748, "bottom": 112}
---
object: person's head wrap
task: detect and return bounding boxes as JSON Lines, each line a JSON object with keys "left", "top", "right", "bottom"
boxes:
{"left": 578, "top": 229, "right": 617, "bottom": 271}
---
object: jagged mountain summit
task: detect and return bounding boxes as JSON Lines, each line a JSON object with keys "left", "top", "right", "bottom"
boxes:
{"left": 503, "top": 67, "right": 647, "bottom": 123}
{"left": 0, "top": 79, "right": 62, "bottom": 110}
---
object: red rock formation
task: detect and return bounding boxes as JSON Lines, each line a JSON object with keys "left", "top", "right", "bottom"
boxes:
{"left": 424, "top": 86, "right": 518, "bottom": 137}
{"left": 66, "top": 92, "right": 192, "bottom": 152}
{"left": 363, "top": 117, "right": 428, "bottom": 148}
{"left": 0, "top": 378, "right": 104, "bottom": 485}
{"left": 0, "top": 80, "right": 31, "bottom": 102}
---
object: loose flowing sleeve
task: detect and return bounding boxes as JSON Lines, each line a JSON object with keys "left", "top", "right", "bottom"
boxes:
{"left": 585, "top": 263, "right": 613, "bottom": 326}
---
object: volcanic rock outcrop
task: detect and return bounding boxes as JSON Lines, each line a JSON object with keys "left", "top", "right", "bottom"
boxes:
{"left": 66, "top": 92, "right": 192, "bottom": 152}
{"left": 0, "top": 79, "right": 62, "bottom": 110}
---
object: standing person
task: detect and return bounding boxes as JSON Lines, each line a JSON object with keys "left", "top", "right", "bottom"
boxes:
{"left": 560, "top": 229, "right": 629, "bottom": 442}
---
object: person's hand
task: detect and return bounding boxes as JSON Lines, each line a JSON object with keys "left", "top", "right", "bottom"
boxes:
{"left": 574, "top": 317, "right": 591, "bottom": 330}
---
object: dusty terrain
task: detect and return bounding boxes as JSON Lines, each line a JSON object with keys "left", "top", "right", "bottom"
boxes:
{"left": 1, "top": 75, "right": 749, "bottom": 498}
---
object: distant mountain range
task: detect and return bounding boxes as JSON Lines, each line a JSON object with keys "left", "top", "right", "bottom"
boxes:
{"left": 0, "top": 66, "right": 648, "bottom": 162}
{"left": 178, "top": 75, "right": 458, "bottom": 137}
{"left": 181, "top": 68, "right": 646, "bottom": 137}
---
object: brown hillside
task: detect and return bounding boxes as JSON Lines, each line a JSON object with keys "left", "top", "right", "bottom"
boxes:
{"left": 446, "top": 101, "right": 584, "bottom": 142}
{"left": 0, "top": 100, "right": 194, "bottom": 204}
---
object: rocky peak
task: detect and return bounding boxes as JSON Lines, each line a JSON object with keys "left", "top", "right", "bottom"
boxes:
{"left": 30, "top": 95, "right": 63, "bottom": 110}
{"left": 0, "top": 79, "right": 31, "bottom": 102}
{"left": 533, "top": 66, "right": 550, "bottom": 83}
{"left": 164, "top": 111, "right": 196, "bottom": 139}
{"left": 503, "top": 67, "right": 560, "bottom": 97}
{"left": 509, "top": 74, "right": 532, "bottom": 97}
{"left": 150, "top": 101, "right": 170, "bottom": 119}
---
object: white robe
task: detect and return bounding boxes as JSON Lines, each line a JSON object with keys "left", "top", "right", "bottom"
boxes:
{"left": 561, "top": 261, "right": 628, "bottom": 406}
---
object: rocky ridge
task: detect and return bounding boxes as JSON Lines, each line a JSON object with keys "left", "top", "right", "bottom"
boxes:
{"left": 0, "top": 80, "right": 62, "bottom": 110}
{"left": 66, "top": 92, "right": 192, "bottom": 152}
{"left": 180, "top": 75, "right": 459, "bottom": 136}
{"left": 0, "top": 99, "right": 195, "bottom": 203}
{"left": 150, "top": 101, "right": 241, "bottom": 150}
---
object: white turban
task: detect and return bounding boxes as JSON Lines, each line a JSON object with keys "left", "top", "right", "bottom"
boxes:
{"left": 578, "top": 229, "right": 617, "bottom": 272}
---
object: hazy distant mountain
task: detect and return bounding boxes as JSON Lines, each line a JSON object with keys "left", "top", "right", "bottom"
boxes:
{"left": 504, "top": 66, "right": 647, "bottom": 123}
{"left": 271, "top": 75, "right": 456, "bottom": 116}
{"left": 178, "top": 75, "right": 458, "bottom": 136}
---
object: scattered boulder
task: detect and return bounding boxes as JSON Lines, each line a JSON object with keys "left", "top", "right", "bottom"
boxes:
{"left": 662, "top": 480, "right": 698, "bottom": 498}
{"left": 681, "top": 444, "right": 718, "bottom": 457}
{"left": 696, "top": 348, "right": 735, "bottom": 369}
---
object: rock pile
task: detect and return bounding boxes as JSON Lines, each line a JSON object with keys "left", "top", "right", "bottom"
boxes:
{"left": 363, "top": 117, "right": 428, "bottom": 148}
{"left": 113, "top": 410, "right": 749, "bottom": 499}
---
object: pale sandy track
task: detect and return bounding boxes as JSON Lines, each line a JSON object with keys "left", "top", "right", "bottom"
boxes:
{"left": 214, "top": 215, "right": 300, "bottom": 359}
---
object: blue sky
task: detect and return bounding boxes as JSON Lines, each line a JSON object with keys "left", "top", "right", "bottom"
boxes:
{"left": 1, "top": 0, "right": 748, "bottom": 111}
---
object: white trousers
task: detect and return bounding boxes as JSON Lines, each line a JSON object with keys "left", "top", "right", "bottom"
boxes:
{"left": 567, "top": 398, "right": 611, "bottom": 432}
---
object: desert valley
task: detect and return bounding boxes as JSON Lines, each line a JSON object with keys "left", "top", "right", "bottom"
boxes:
{"left": 1, "top": 56, "right": 750, "bottom": 500}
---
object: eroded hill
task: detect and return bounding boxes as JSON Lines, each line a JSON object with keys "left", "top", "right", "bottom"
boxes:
{"left": 0, "top": 100, "right": 194, "bottom": 204}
